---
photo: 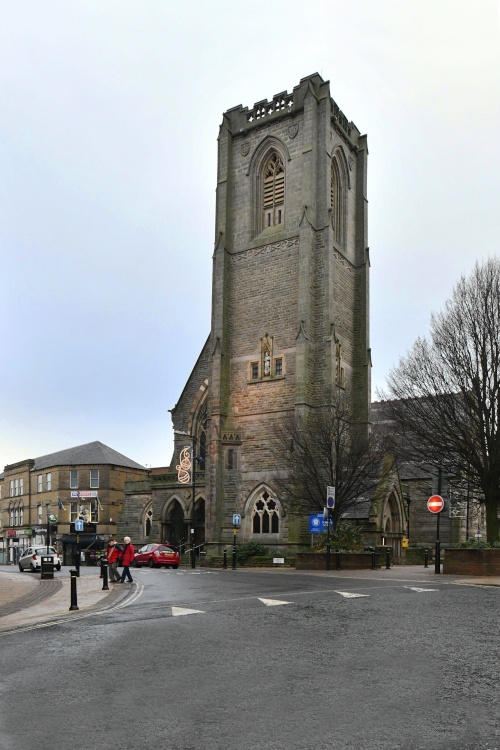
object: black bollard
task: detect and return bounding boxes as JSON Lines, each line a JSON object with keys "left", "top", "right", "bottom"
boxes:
{"left": 371, "top": 550, "right": 376, "bottom": 570}
{"left": 223, "top": 548, "right": 227, "bottom": 569}
{"left": 385, "top": 548, "right": 391, "bottom": 569}
{"left": 69, "top": 569, "right": 79, "bottom": 611}
{"left": 424, "top": 548, "right": 429, "bottom": 568}
{"left": 101, "top": 559, "right": 109, "bottom": 591}
{"left": 335, "top": 549, "right": 341, "bottom": 570}
{"left": 232, "top": 544, "right": 237, "bottom": 570}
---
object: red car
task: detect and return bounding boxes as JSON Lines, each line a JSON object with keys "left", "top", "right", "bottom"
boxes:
{"left": 134, "top": 543, "right": 180, "bottom": 569}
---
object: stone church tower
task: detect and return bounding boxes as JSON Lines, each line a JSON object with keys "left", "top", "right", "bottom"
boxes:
{"left": 167, "top": 73, "right": 370, "bottom": 552}
{"left": 126, "top": 74, "right": 370, "bottom": 553}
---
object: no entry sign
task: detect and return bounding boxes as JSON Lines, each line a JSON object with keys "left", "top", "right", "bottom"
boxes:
{"left": 427, "top": 495, "right": 445, "bottom": 514}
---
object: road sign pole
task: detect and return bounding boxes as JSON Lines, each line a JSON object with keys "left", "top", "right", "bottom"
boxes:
{"left": 435, "top": 468, "right": 442, "bottom": 574}
{"left": 326, "top": 513, "right": 331, "bottom": 571}
{"left": 232, "top": 527, "right": 237, "bottom": 570}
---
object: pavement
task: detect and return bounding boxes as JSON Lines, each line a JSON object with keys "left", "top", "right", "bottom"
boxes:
{"left": 0, "top": 565, "right": 135, "bottom": 633}
{"left": 0, "top": 563, "right": 499, "bottom": 634}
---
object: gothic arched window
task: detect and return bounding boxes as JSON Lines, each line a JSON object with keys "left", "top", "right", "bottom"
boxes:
{"left": 252, "top": 490, "right": 279, "bottom": 534}
{"left": 144, "top": 505, "right": 153, "bottom": 537}
{"left": 263, "top": 151, "right": 285, "bottom": 229}
{"left": 331, "top": 155, "right": 346, "bottom": 246}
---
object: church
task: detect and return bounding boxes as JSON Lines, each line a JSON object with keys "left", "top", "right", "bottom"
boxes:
{"left": 121, "top": 74, "right": 430, "bottom": 560}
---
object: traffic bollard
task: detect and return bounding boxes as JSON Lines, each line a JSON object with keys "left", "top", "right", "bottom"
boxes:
{"left": 223, "top": 548, "right": 227, "bottom": 569}
{"left": 335, "top": 549, "right": 341, "bottom": 570}
{"left": 101, "top": 559, "right": 109, "bottom": 591}
{"left": 232, "top": 544, "right": 237, "bottom": 570}
{"left": 386, "top": 548, "right": 391, "bottom": 569}
{"left": 69, "top": 569, "right": 79, "bottom": 611}
{"left": 424, "top": 548, "right": 429, "bottom": 568}
{"left": 371, "top": 550, "right": 377, "bottom": 570}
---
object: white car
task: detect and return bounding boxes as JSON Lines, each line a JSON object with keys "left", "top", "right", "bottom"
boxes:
{"left": 18, "top": 546, "right": 62, "bottom": 572}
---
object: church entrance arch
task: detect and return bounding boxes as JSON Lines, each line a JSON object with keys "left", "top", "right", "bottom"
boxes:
{"left": 193, "top": 497, "right": 206, "bottom": 549}
{"left": 381, "top": 490, "right": 404, "bottom": 562}
{"left": 161, "top": 499, "right": 185, "bottom": 547}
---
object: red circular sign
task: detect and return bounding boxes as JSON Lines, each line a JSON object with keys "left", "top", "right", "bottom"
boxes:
{"left": 427, "top": 495, "right": 445, "bottom": 513}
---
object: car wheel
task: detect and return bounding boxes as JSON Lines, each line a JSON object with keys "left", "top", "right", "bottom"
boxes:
{"left": 148, "top": 558, "right": 155, "bottom": 568}
{"left": 18, "top": 564, "right": 24, "bottom": 572}
{"left": 30, "top": 564, "right": 36, "bottom": 573}
{"left": 172, "top": 564, "right": 179, "bottom": 569}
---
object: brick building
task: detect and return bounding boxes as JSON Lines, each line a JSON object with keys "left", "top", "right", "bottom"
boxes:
{"left": 0, "top": 441, "right": 147, "bottom": 565}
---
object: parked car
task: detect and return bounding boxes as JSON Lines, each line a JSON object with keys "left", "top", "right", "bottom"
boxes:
{"left": 134, "top": 543, "right": 179, "bottom": 569}
{"left": 19, "top": 546, "right": 62, "bottom": 572}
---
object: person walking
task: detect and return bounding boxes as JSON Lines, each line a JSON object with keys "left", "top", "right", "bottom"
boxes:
{"left": 118, "top": 536, "right": 135, "bottom": 583}
{"left": 106, "top": 539, "right": 122, "bottom": 582}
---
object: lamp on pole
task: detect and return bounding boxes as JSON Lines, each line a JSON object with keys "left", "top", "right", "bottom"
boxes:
{"left": 175, "top": 430, "right": 199, "bottom": 569}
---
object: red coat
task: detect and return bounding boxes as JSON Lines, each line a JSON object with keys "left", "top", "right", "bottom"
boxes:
{"left": 106, "top": 545, "right": 121, "bottom": 564}
{"left": 121, "top": 543, "right": 135, "bottom": 566}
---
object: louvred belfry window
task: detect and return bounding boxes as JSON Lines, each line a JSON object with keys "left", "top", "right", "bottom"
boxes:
{"left": 263, "top": 152, "right": 285, "bottom": 228}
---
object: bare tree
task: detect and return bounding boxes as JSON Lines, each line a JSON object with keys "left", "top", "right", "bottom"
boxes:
{"left": 274, "top": 389, "right": 390, "bottom": 528}
{"left": 381, "top": 258, "right": 500, "bottom": 542}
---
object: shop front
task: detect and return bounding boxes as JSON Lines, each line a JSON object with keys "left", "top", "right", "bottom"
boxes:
{"left": 60, "top": 533, "right": 105, "bottom": 566}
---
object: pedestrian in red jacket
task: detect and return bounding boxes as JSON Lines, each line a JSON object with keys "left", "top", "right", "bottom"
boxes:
{"left": 106, "top": 539, "right": 122, "bottom": 582}
{"left": 119, "top": 536, "right": 135, "bottom": 583}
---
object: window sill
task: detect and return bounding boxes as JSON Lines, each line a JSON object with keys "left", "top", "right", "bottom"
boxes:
{"left": 248, "top": 375, "right": 285, "bottom": 385}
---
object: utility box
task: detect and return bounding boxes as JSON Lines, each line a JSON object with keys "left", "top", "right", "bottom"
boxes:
{"left": 41, "top": 556, "right": 54, "bottom": 580}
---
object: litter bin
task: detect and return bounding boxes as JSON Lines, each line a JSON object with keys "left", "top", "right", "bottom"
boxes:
{"left": 41, "top": 555, "right": 54, "bottom": 580}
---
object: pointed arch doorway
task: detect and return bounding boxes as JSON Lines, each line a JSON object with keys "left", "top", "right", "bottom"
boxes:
{"left": 162, "top": 500, "right": 185, "bottom": 547}
{"left": 381, "top": 491, "right": 404, "bottom": 562}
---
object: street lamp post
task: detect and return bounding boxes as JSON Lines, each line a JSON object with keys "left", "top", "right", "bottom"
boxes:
{"left": 175, "top": 430, "right": 198, "bottom": 570}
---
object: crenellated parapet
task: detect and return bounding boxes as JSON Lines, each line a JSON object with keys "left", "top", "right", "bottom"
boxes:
{"left": 222, "top": 73, "right": 361, "bottom": 148}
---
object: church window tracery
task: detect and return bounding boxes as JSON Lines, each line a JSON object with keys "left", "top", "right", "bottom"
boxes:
{"left": 252, "top": 490, "right": 279, "bottom": 534}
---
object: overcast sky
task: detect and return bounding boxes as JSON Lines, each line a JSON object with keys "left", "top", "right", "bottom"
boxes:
{"left": 1, "top": 0, "right": 499, "bottom": 469}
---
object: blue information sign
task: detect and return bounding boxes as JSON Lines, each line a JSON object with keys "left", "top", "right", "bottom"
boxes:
{"left": 309, "top": 514, "right": 327, "bottom": 533}
{"left": 233, "top": 514, "right": 241, "bottom": 526}
{"left": 74, "top": 519, "right": 84, "bottom": 532}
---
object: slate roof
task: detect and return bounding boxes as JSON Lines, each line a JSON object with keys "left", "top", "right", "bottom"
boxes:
{"left": 31, "top": 441, "right": 146, "bottom": 471}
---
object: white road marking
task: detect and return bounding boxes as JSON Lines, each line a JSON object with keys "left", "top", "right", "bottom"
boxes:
{"left": 258, "top": 597, "right": 291, "bottom": 606}
{"left": 406, "top": 587, "right": 437, "bottom": 592}
{"left": 334, "top": 591, "right": 370, "bottom": 598}
{"left": 171, "top": 606, "right": 205, "bottom": 617}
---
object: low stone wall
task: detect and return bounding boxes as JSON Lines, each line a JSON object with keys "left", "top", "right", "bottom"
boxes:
{"left": 296, "top": 552, "right": 380, "bottom": 570}
{"left": 443, "top": 548, "right": 500, "bottom": 576}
